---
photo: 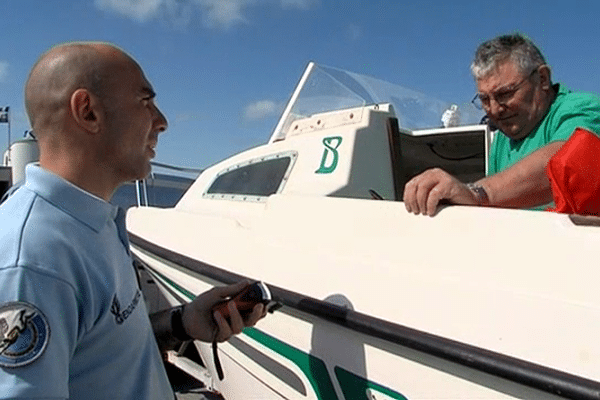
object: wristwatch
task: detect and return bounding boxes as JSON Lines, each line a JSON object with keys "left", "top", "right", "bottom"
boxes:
{"left": 171, "top": 305, "right": 192, "bottom": 342}
{"left": 466, "top": 183, "right": 490, "bottom": 206}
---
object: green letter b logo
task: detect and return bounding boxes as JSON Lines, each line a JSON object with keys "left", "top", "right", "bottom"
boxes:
{"left": 315, "top": 136, "right": 343, "bottom": 174}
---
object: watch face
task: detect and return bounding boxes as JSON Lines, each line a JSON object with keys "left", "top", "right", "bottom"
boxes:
{"left": 467, "top": 184, "right": 489, "bottom": 205}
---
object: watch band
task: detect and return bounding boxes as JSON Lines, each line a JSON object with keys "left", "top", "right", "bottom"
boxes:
{"left": 171, "top": 305, "right": 192, "bottom": 342}
{"left": 466, "top": 183, "right": 490, "bottom": 206}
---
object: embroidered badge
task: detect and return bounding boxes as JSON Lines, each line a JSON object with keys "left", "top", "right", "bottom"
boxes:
{"left": 0, "top": 302, "right": 50, "bottom": 368}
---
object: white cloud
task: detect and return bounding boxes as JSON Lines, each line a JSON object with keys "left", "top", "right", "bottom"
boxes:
{"left": 280, "top": 0, "right": 318, "bottom": 10}
{"left": 174, "top": 113, "right": 195, "bottom": 123}
{"left": 94, "top": 0, "right": 163, "bottom": 22}
{"left": 244, "top": 100, "right": 281, "bottom": 120}
{"left": 196, "top": 0, "right": 253, "bottom": 29}
{"left": 95, "top": 0, "right": 318, "bottom": 29}
{"left": 346, "top": 24, "right": 362, "bottom": 41}
{"left": 0, "top": 61, "right": 8, "bottom": 82}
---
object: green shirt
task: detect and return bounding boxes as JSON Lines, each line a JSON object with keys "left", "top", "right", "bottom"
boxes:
{"left": 488, "top": 84, "right": 600, "bottom": 175}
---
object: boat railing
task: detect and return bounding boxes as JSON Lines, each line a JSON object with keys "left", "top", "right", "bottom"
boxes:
{"left": 134, "top": 161, "right": 203, "bottom": 207}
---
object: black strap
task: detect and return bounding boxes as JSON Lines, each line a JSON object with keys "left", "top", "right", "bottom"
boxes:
{"left": 212, "top": 339, "right": 224, "bottom": 380}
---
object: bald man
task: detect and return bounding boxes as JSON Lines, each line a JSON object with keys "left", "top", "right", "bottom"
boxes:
{"left": 0, "top": 42, "right": 264, "bottom": 399}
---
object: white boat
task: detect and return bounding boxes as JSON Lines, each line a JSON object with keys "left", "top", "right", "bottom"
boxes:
{"left": 127, "top": 63, "right": 600, "bottom": 400}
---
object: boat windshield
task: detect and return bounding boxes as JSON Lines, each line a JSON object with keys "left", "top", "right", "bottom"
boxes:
{"left": 270, "top": 62, "right": 483, "bottom": 142}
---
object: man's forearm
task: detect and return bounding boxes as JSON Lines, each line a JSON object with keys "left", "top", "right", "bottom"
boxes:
{"left": 480, "top": 141, "right": 565, "bottom": 208}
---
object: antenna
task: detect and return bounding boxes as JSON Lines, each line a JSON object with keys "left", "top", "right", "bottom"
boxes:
{"left": 0, "top": 107, "right": 10, "bottom": 164}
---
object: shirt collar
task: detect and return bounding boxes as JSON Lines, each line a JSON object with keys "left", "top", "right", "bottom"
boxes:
{"left": 24, "top": 164, "right": 120, "bottom": 233}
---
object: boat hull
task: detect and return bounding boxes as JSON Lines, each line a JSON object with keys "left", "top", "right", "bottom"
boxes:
{"left": 128, "top": 197, "right": 600, "bottom": 400}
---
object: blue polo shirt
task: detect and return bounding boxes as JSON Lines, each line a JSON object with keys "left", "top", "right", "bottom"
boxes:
{"left": 0, "top": 165, "right": 173, "bottom": 399}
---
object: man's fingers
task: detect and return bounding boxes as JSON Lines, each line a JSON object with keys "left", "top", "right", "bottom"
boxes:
{"left": 227, "top": 301, "right": 245, "bottom": 335}
{"left": 404, "top": 178, "right": 425, "bottom": 214}
{"left": 426, "top": 186, "right": 444, "bottom": 216}
{"left": 212, "top": 295, "right": 267, "bottom": 342}
{"left": 245, "top": 303, "right": 266, "bottom": 326}
{"left": 415, "top": 179, "right": 437, "bottom": 215}
{"left": 212, "top": 309, "right": 233, "bottom": 342}
{"left": 403, "top": 169, "right": 461, "bottom": 216}
{"left": 212, "top": 281, "right": 249, "bottom": 301}
{"left": 403, "top": 179, "right": 417, "bottom": 213}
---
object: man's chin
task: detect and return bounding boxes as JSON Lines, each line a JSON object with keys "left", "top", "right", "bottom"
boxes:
{"left": 504, "top": 129, "right": 529, "bottom": 141}
{"left": 127, "top": 164, "right": 152, "bottom": 182}
{"left": 497, "top": 123, "right": 526, "bottom": 140}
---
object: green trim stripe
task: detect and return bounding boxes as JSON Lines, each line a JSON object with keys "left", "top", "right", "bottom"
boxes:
{"left": 335, "top": 366, "right": 408, "bottom": 400}
{"left": 147, "top": 267, "right": 196, "bottom": 301}
{"left": 244, "top": 327, "right": 338, "bottom": 399}
{"left": 146, "top": 264, "right": 406, "bottom": 400}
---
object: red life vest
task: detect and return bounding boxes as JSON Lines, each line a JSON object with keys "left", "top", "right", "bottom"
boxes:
{"left": 546, "top": 127, "right": 600, "bottom": 215}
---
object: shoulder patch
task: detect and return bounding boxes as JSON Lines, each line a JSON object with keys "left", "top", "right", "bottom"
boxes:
{"left": 0, "top": 302, "right": 50, "bottom": 368}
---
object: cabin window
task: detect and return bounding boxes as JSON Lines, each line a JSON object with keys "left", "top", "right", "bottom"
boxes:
{"left": 204, "top": 151, "right": 297, "bottom": 201}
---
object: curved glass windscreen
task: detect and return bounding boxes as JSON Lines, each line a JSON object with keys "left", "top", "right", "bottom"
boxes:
{"left": 284, "top": 65, "right": 367, "bottom": 125}
{"left": 271, "top": 63, "right": 484, "bottom": 142}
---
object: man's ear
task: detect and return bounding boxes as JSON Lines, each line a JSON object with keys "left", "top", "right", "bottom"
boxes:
{"left": 538, "top": 65, "right": 552, "bottom": 90}
{"left": 70, "top": 89, "right": 102, "bottom": 134}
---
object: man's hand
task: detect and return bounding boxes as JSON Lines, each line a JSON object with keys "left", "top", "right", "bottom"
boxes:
{"left": 182, "top": 281, "right": 266, "bottom": 343}
{"left": 403, "top": 168, "right": 478, "bottom": 216}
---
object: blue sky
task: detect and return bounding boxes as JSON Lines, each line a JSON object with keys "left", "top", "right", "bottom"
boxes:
{"left": 2, "top": 0, "right": 600, "bottom": 169}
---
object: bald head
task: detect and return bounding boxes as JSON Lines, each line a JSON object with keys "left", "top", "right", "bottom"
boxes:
{"left": 25, "top": 42, "right": 136, "bottom": 134}
{"left": 24, "top": 41, "right": 167, "bottom": 200}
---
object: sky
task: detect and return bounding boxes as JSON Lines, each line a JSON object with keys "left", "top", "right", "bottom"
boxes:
{"left": 2, "top": 0, "right": 600, "bottom": 170}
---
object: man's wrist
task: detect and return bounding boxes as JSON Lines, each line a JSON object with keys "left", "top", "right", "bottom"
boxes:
{"left": 466, "top": 183, "right": 490, "bottom": 206}
{"left": 171, "top": 305, "right": 192, "bottom": 342}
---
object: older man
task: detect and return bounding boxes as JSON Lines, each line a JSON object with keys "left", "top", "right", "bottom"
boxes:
{"left": 0, "top": 42, "right": 264, "bottom": 399}
{"left": 403, "top": 33, "right": 600, "bottom": 216}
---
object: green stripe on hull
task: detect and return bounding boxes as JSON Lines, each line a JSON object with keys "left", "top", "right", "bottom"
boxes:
{"left": 335, "top": 366, "right": 408, "bottom": 400}
{"left": 146, "top": 264, "right": 407, "bottom": 400}
{"left": 244, "top": 327, "right": 338, "bottom": 399}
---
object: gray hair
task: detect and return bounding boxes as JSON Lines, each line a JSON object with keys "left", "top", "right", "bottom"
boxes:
{"left": 470, "top": 33, "right": 547, "bottom": 79}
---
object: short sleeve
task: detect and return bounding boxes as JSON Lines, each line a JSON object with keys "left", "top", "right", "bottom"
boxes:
{"left": 547, "top": 93, "right": 600, "bottom": 143}
{"left": 0, "top": 266, "right": 79, "bottom": 399}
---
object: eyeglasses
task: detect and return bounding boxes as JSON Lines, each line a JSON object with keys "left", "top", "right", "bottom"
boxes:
{"left": 471, "top": 68, "right": 539, "bottom": 110}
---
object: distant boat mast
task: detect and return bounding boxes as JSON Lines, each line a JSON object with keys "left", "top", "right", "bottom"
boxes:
{"left": 0, "top": 107, "right": 10, "bottom": 163}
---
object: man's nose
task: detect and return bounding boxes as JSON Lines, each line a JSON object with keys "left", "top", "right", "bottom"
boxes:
{"left": 154, "top": 105, "right": 168, "bottom": 133}
{"left": 487, "top": 97, "right": 506, "bottom": 116}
